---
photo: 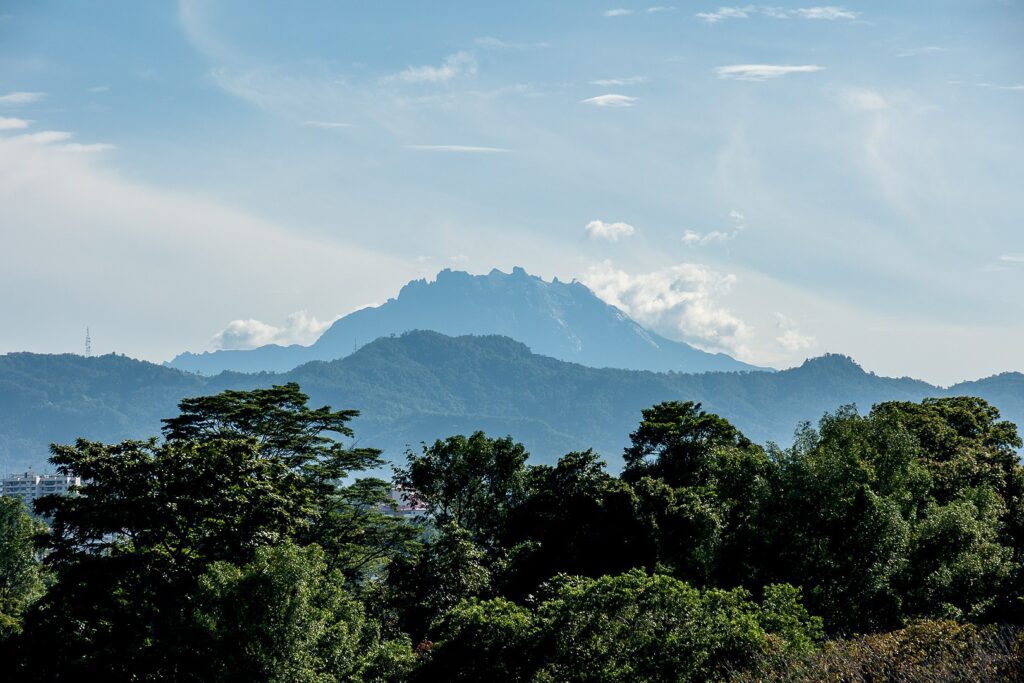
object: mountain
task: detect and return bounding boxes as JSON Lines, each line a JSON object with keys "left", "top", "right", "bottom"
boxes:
{"left": 168, "top": 267, "right": 763, "bottom": 375}
{"left": 4, "top": 332, "right": 1022, "bottom": 475}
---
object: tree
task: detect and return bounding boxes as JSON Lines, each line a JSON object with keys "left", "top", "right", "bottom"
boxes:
{"left": 383, "top": 522, "right": 492, "bottom": 641}
{"left": 163, "top": 383, "right": 416, "bottom": 583}
{"left": 420, "top": 570, "right": 822, "bottom": 683}
{"left": 622, "top": 401, "right": 753, "bottom": 488}
{"left": 0, "top": 497, "right": 46, "bottom": 639}
{"left": 14, "top": 385, "right": 410, "bottom": 681}
{"left": 621, "top": 402, "right": 773, "bottom": 586}
{"left": 395, "top": 432, "right": 528, "bottom": 550}
{"left": 194, "top": 540, "right": 412, "bottom": 683}
{"left": 498, "top": 450, "right": 655, "bottom": 598}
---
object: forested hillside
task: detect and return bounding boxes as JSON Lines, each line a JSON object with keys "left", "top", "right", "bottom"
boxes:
{"left": 2, "top": 331, "right": 1022, "bottom": 473}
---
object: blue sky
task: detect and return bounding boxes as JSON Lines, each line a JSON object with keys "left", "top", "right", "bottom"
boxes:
{"left": 1, "top": 1, "right": 1022, "bottom": 384}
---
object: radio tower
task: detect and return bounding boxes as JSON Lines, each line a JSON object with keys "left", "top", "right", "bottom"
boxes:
{"left": 85, "top": 327, "right": 92, "bottom": 357}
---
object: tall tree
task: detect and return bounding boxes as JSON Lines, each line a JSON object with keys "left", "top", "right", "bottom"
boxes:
{"left": 0, "top": 497, "right": 46, "bottom": 640}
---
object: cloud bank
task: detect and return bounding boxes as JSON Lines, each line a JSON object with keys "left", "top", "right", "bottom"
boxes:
{"left": 211, "top": 310, "right": 337, "bottom": 350}
{"left": 582, "top": 262, "right": 753, "bottom": 357}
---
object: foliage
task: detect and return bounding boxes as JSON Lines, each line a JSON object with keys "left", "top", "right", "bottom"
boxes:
{"left": 733, "top": 620, "right": 1024, "bottom": 682}
{"left": 395, "top": 431, "right": 528, "bottom": 549}
{"left": 0, "top": 497, "right": 46, "bottom": 639}
{"left": 419, "top": 569, "right": 822, "bottom": 683}
{"left": 3, "top": 380, "right": 1023, "bottom": 681}
{"left": 194, "top": 541, "right": 409, "bottom": 683}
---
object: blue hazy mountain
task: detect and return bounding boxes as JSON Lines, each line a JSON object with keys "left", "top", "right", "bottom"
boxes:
{"left": 4, "top": 331, "right": 1021, "bottom": 474}
{"left": 168, "top": 267, "right": 764, "bottom": 375}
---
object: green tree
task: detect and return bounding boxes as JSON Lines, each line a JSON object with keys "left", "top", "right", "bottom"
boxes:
{"left": 420, "top": 569, "right": 822, "bottom": 683}
{"left": 15, "top": 385, "right": 408, "bottom": 681}
{"left": 0, "top": 497, "right": 46, "bottom": 639}
{"left": 163, "top": 383, "right": 415, "bottom": 582}
{"left": 396, "top": 432, "right": 528, "bottom": 550}
{"left": 194, "top": 540, "right": 412, "bottom": 683}
{"left": 498, "top": 450, "right": 655, "bottom": 598}
{"left": 384, "top": 522, "right": 492, "bottom": 641}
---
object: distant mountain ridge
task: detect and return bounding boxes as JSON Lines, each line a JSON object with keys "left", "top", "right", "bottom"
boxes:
{"left": 168, "top": 267, "right": 763, "bottom": 375}
{"left": 4, "top": 331, "right": 1022, "bottom": 474}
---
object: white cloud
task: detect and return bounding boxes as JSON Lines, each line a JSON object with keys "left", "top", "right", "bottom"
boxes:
{"left": 582, "top": 262, "right": 753, "bottom": 357}
{"left": 0, "top": 129, "right": 409, "bottom": 362}
{"left": 0, "top": 91, "right": 46, "bottom": 105}
{"left": 62, "top": 143, "right": 116, "bottom": 153}
{"left": 681, "top": 209, "right": 747, "bottom": 245}
{"left": 696, "top": 6, "right": 754, "bottom": 23}
{"left": 581, "top": 93, "right": 638, "bottom": 107}
{"left": 646, "top": 6, "right": 676, "bottom": 13}
{"left": 774, "top": 313, "right": 816, "bottom": 351}
{"left": 390, "top": 51, "right": 477, "bottom": 84}
{"left": 999, "top": 254, "right": 1024, "bottom": 263}
{"left": 895, "top": 46, "right": 946, "bottom": 57}
{"left": 211, "top": 310, "right": 337, "bottom": 350}
{"left": 840, "top": 87, "right": 891, "bottom": 111}
{"left": 792, "top": 6, "right": 858, "bottom": 20}
{"left": 405, "top": 145, "right": 510, "bottom": 153}
{"left": 301, "top": 120, "right": 352, "bottom": 128}
{"left": 697, "top": 6, "right": 857, "bottom": 22}
{"left": 89, "top": 85, "right": 111, "bottom": 93}
{"left": 682, "top": 230, "right": 731, "bottom": 245}
{"left": 590, "top": 76, "right": 647, "bottom": 86}
{"left": 586, "top": 220, "right": 636, "bottom": 241}
{"left": 13, "top": 130, "right": 73, "bottom": 144}
{"left": 0, "top": 117, "right": 30, "bottom": 130}
{"left": 604, "top": 9, "right": 634, "bottom": 17}
{"left": 474, "top": 36, "right": 550, "bottom": 50}
{"left": 715, "top": 64, "right": 825, "bottom": 81}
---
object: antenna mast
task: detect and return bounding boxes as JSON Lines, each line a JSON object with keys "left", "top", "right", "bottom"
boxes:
{"left": 85, "top": 327, "right": 92, "bottom": 357}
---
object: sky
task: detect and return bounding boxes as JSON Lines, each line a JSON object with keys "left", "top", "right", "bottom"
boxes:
{"left": 1, "top": 1, "right": 1022, "bottom": 385}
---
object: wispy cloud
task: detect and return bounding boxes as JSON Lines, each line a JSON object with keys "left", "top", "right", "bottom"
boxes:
{"left": 1000, "top": 254, "right": 1024, "bottom": 263}
{"left": 405, "top": 145, "right": 510, "bottom": 153}
{"left": 697, "top": 6, "right": 858, "bottom": 23}
{"left": 89, "top": 85, "right": 111, "bottom": 93}
{"left": 590, "top": 76, "right": 647, "bottom": 86}
{"left": 301, "top": 120, "right": 352, "bottom": 129}
{"left": 13, "top": 130, "right": 73, "bottom": 144}
{"left": 604, "top": 9, "right": 634, "bottom": 17}
{"left": 581, "top": 93, "right": 638, "bottom": 107}
{"left": 62, "top": 143, "right": 115, "bottom": 153}
{"left": 774, "top": 313, "right": 816, "bottom": 351}
{"left": 895, "top": 46, "right": 946, "bottom": 57}
{"left": 586, "top": 220, "right": 635, "bottom": 241}
{"left": 0, "top": 91, "right": 46, "bottom": 105}
{"left": 840, "top": 87, "right": 890, "bottom": 111}
{"left": 390, "top": 51, "right": 477, "bottom": 84}
{"left": 697, "top": 7, "right": 751, "bottom": 22}
{"left": 792, "top": 6, "right": 857, "bottom": 20}
{"left": 715, "top": 64, "right": 825, "bottom": 81}
{"left": 682, "top": 210, "right": 746, "bottom": 245}
{"left": 474, "top": 36, "right": 550, "bottom": 50}
{"left": 0, "top": 117, "right": 30, "bottom": 130}
{"left": 646, "top": 6, "right": 677, "bottom": 13}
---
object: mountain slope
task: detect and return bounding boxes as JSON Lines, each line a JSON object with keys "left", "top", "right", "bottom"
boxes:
{"left": 4, "top": 332, "right": 1022, "bottom": 474}
{"left": 168, "top": 267, "right": 762, "bottom": 375}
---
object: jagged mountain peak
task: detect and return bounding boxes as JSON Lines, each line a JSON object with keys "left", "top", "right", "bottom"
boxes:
{"left": 168, "top": 267, "right": 764, "bottom": 376}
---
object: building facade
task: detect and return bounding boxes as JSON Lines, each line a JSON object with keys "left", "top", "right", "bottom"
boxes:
{"left": 1, "top": 471, "right": 81, "bottom": 514}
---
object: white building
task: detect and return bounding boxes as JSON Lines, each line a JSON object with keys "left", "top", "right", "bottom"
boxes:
{"left": 1, "top": 471, "right": 81, "bottom": 513}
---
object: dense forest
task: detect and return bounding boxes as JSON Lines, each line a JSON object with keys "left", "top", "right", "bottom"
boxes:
{"left": 1, "top": 382, "right": 1022, "bottom": 681}
{"left": 3, "top": 331, "right": 1024, "bottom": 473}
